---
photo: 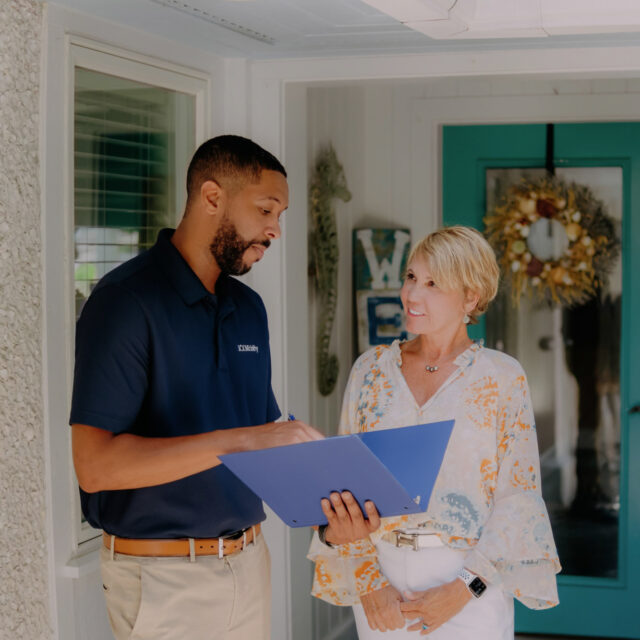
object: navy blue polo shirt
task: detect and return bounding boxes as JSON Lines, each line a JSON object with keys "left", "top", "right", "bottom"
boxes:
{"left": 70, "top": 228, "right": 280, "bottom": 538}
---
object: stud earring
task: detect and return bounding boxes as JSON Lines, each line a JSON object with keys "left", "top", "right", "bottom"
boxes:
{"left": 463, "top": 314, "right": 470, "bottom": 324}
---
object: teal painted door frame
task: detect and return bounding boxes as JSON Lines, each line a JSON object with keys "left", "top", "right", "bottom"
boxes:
{"left": 443, "top": 123, "right": 640, "bottom": 638}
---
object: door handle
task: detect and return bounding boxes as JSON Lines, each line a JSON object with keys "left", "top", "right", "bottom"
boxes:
{"left": 630, "top": 405, "right": 640, "bottom": 414}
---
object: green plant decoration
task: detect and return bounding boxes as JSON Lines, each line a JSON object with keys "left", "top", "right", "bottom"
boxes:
{"left": 309, "top": 146, "right": 352, "bottom": 396}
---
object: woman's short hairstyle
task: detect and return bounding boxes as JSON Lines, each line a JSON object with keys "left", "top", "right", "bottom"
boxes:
{"left": 408, "top": 226, "right": 499, "bottom": 324}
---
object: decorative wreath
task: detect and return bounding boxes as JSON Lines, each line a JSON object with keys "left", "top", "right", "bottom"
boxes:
{"left": 484, "top": 176, "right": 619, "bottom": 307}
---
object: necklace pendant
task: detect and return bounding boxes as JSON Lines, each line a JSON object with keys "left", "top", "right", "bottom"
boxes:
{"left": 425, "top": 365, "right": 439, "bottom": 373}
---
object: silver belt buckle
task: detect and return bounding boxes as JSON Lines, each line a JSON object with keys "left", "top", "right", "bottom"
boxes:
{"left": 392, "top": 529, "right": 419, "bottom": 551}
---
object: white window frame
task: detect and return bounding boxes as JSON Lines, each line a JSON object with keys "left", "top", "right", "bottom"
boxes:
{"left": 69, "top": 42, "right": 208, "bottom": 544}
{"left": 71, "top": 41, "right": 209, "bottom": 545}
{"left": 44, "top": 35, "right": 210, "bottom": 553}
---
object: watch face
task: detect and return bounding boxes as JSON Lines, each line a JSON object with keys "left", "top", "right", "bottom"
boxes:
{"left": 469, "top": 577, "right": 487, "bottom": 597}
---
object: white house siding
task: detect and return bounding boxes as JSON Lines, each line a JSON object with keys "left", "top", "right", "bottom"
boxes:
{"left": 0, "top": 0, "right": 49, "bottom": 638}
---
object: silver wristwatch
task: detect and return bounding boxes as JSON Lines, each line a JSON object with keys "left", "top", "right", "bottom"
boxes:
{"left": 457, "top": 568, "right": 487, "bottom": 598}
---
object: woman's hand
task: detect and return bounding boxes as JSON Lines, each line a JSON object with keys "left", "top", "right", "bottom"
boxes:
{"left": 321, "top": 491, "right": 381, "bottom": 545}
{"left": 360, "top": 585, "right": 406, "bottom": 632}
{"left": 399, "top": 579, "right": 472, "bottom": 634}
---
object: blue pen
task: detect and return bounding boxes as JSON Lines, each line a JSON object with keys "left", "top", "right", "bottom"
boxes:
{"left": 288, "top": 413, "right": 296, "bottom": 421}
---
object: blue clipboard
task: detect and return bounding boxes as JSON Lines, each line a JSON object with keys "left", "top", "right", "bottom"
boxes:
{"left": 220, "top": 420, "right": 454, "bottom": 527}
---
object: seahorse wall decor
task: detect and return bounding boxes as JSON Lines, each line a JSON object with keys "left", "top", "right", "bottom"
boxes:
{"left": 308, "top": 146, "right": 352, "bottom": 396}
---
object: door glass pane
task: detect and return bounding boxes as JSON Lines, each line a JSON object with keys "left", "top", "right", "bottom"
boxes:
{"left": 74, "top": 68, "right": 195, "bottom": 319}
{"left": 486, "top": 167, "right": 622, "bottom": 578}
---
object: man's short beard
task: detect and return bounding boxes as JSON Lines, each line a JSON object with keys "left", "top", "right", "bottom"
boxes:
{"left": 209, "top": 214, "right": 270, "bottom": 276}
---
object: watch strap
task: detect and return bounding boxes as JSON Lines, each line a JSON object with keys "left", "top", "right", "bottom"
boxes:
{"left": 456, "top": 568, "right": 487, "bottom": 598}
{"left": 457, "top": 568, "right": 475, "bottom": 585}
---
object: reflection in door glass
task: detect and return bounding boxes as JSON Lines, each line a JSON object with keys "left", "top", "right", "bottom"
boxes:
{"left": 486, "top": 167, "right": 622, "bottom": 578}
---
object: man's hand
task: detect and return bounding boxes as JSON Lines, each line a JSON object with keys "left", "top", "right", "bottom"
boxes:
{"left": 244, "top": 419, "right": 324, "bottom": 450}
{"left": 321, "top": 491, "right": 380, "bottom": 545}
{"left": 360, "top": 585, "right": 405, "bottom": 632}
{"left": 399, "top": 579, "right": 472, "bottom": 635}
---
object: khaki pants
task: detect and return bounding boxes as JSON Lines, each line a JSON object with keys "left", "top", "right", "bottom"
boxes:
{"left": 100, "top": 533, "right": 271, "bottom": 640}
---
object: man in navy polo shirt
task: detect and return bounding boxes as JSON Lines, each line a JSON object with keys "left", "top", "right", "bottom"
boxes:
{"left": 70, "top": 135, "right": 326, "bottom": 640}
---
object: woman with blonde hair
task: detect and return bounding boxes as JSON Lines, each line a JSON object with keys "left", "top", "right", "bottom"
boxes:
{"left": 309, "top": 226, "right": 560, "bottom": 639}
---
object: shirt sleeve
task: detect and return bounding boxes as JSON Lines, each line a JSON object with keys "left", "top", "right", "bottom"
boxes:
{"left": 308, "top": 353, "right": 390, "bottom": 605}
{"left": 463, "top": 371, "right": 561, "bottom": 609}
{"left": 69, "top": 284, "right": 150, "bottom": 433}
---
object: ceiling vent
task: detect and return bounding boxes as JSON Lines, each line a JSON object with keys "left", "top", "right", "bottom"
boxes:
{"left": 148, "top": 0, "right": 275, "bottom": 44}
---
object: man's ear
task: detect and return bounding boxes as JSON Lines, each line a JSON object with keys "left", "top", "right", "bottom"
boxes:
{"left": 200, "top": 180, "right": 226, "bottom": 216}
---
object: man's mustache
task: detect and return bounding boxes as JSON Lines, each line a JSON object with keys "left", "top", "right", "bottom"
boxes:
{"left": 248, "top": 238, "right": 271, "bottom": 250}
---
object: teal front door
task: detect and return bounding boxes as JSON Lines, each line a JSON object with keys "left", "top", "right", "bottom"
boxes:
{"left": 443, "top": 123, "right": 640, "bottom": 638}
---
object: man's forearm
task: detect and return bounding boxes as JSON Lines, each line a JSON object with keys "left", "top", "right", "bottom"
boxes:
{"left": 72, "top": 419, "right": 322, "bottom": 493}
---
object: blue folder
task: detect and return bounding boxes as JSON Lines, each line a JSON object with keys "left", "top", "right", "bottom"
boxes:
{"left": 220, "top": 420, "right": 454, "bottom": 527}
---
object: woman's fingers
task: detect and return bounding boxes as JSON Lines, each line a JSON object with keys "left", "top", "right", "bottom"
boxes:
{"left": 407, "top": 620, "right": 426, "bottom": 632}
{"left": 320, "top": 492, "right": 381, "bottom": 544}
{"left": 402, "top": 580, "right": 472, "bottom": 632}
{"left": 389, "top": 605, "right": 407, "bottom": 630}
{"left": 361, "top": 586, "right": 406, "bottom": 632}
{"left": 368, "top": 609, "right": 403, "bottom": 632}
{"left": 341, "top": 491, "right": 367, "bottom": 526}
{"left": 329, "top": 491, "right": 350, "bottom": 519}
{"left": 364, "top": 500, "right": 381, "bottom": 531}
{"left": 375, "top": 602, "right": 405, "bottom": 631}
{"left": 320, "top": 497, "right": 335, "bottom": 519}
{"left": 364, "top": 605, "right": 384, "bottom": 631}
{"left": 421, "top": 621, "right": 442, "bottom": 635}
{"left": 407, "top": 617, "right": 441, "bottom": 635}
{"left": 332, "top": 492, "right": 381, "bottom": 535}
{"left": 399, "top": 600, "right": 423, "bottom": 618}
{"left": 369, "top": 612, "right": 383, "bottom": 632}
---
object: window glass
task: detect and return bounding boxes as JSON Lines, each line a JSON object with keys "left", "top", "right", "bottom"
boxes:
{"left": 73, "top": 66, "right": 196, "bottom": 542}
{"left": 74, "top": 68, "right": 195, "bottom": 317}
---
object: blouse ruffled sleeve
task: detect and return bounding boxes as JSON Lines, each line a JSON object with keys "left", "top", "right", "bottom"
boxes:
{"left": 308, "top": 534, "right": 390, "bottom": 605}
{"left": 308, "top": 354, "right": 390, "bottom": 606}
{"left": 463, "top": 371, "right": 561, "bottom": 609}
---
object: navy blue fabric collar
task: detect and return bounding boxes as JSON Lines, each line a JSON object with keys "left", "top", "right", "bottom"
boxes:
{"left": 150, "top": 228, "right": 235, "bottom": 312}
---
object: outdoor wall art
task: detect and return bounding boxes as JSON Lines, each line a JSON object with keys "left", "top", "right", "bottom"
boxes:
{"left": 309, "top": 145, "right": 351, "bottom": 396}
{"left": 353, "top": 228, "right": 411, "bottom": 355}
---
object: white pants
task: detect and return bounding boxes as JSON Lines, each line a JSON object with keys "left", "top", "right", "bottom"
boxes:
{"left": 353, "top": 540, "right": 513, "bottom": 640}
{"left": 100, "top": 533, "right": 271, "bottom": 640}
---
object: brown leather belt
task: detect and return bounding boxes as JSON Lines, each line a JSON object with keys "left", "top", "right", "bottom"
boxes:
{"left": 102, "top": 524, "right": 261, "bottom": 558}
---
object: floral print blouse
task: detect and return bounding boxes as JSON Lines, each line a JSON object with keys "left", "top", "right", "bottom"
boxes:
{"left": 308, "top": 340, "right": 561, "bottom": 610}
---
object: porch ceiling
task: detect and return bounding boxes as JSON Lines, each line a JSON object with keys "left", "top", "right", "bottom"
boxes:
{"left": 47, "top": 0, "right": 640, "bottom": 60}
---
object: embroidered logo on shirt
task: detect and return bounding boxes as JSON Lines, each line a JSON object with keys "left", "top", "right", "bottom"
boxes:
{"left": 237, "top": 344, "right": 259, "bottom": 353}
